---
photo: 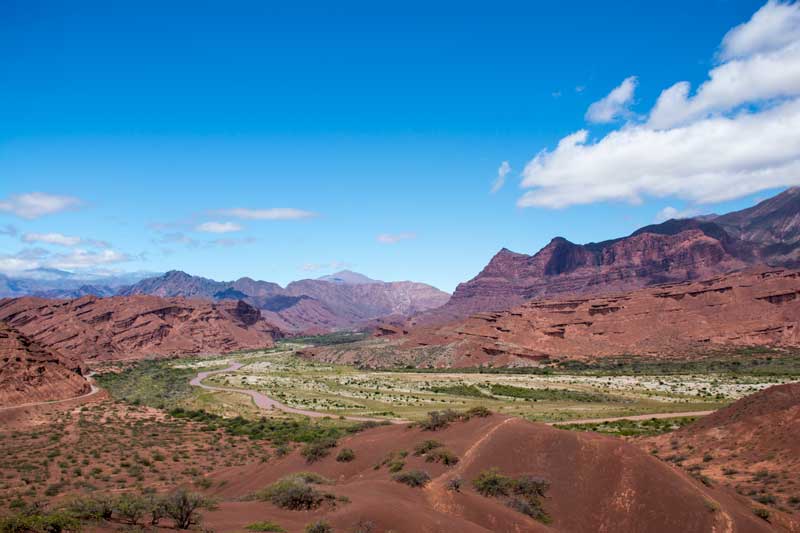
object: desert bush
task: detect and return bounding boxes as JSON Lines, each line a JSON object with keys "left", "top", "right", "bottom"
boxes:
{"left": 245, "top": 521, "right": 286, "bottom": 532}
{"left": 412, "top": 440, "right": 442, "bottom": 456}
{"left": 392, "top": 470, "right": 431, "bottom": 487}
{"left": 256, "top": 474, "right": 330, "bottom": 510}
{"left": 473, "top": 469, "right": 550, "bottom": 523}
{"left": 162, "top": 488, "right": 217, "bottom": 529}
{"left": 336, "top": 448, "right": 355, "bottom": 462}
{"left": 753, "top": 508, "right": 770, "bottom": 521}
{"left": 464, "top": 406, "right": 491, "bottom": 418}
{"left": 64, "top": 495, "right": 114, "bottom": 521}
{"left": 351, "top": 519, "right": 376, "bottom": 533}
{"left": 114, "top": 494, "right": 149, "bottom": 525}
{"left": 447, "top": 478, "right": 462, "bottom": 492}
{"left": 0, "top": 510, "right": 81, "bottom": 533}
{"left": 419, "top": 410, "right": 460, "bottom": 431}
{"left": 425, "top": 449, "right": 459, "bottom": 466}
{"left": 304, "top": 520, "right": 332, "bottom": 533}
{"left": 301, "top": 439, "right": 337, "bottom": 464}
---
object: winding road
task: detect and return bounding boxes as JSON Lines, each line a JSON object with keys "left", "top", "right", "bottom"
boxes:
{"left": 189, "top": 362, "right": 407, "bottom": 423}
{"left": 0, "top": 373, "right": 101, "bottom": 411}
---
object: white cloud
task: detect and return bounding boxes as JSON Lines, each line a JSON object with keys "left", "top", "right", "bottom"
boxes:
{"left": 0, "top": 247, "right": 130, "bottom": 274}
{"left": 214, "top": 208, "right": 317, "bottom": 220}
{"left": 585, "top": 76, "right": 638, "bottom": 123}
{"left": 301, "top": 261, "right": 352, "bottom": 272}
{"left": 519, "top": 1, "right": 800, "bottom": 209}
{"left": 22, "top": 232, "right": 82, "bottom": 247}
{"left": 654, "top": 206, "right": 703, "bottom": 223}
{"left": 377, "top": 232, "right": 416, "bottom": 244}
{"left": 195, "top": 221, "right": 243, "bottom": 233}
{"left": 0, "top": 192, "right": 82, "bottom": 219}
{"left": 49, "top": 249, "right": 130, "bottom": 270}
{"left": 491, "top": 161, "right": 512, "bottom": 193}
{"left": 649, "top": 42, "right": 800, "bottom": 129}
{"left": 720, "top": 0, "right": 800, "bottom": 60}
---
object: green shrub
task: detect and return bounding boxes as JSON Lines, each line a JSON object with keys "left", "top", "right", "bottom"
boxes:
{"left": 464, "top": 406, "right": 492, "bottom": 418}
{"left": 473, "top": 469, "right": 550, "bottom": 523}
{"left": 162, "top": 489, "right": 217, "bottom": 529}
{"left": 419, "top": 410, "right": 460, "bottom": 431}
{"left": 114, "top": 494, "right": 149, "bottom": 525}
{"left": 753, "top": 508, "right": 770, "bottom": 521}
{"left": 392, "top": 470, "right": 431, "bottom": 487}
{"left": 64, "top": 495, "right": 114, "bottom": 521}
{"left": 256, "top": 474, "right": 332, "bottom": 510}
{"left": 425, "top": 449, "right": 459, "bottom": 466}
{"left": 412, "top": 440, "right": 442, "bottom": 456}
{"left": 301, "top": 439, "right": 337, "bottom": 464}
{"left": 245, "top": 521, "right": 286, "bottom": 532}
{"left": 0, "top": 511, "right": 81, "bottom": 533}
{"left": 304, "top": 520, "right": 333, "bottom": 533}
{"left": 336, "top": 448, "right": 355, "bottom": 462}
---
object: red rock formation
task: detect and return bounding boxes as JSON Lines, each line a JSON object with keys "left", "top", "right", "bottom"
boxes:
{"left": 0, "top": 295, "right": 281, "bottom": 362}
{"left": 311, "top": 267, "right": 800, "bottom": 368}
{"left": 0, "top": 323, "right": 90, "bottom": 406}
{"left": 417, "top": 187, "right": 800, "bottom": 324}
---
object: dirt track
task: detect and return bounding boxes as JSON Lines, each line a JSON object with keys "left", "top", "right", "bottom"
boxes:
{"left": 0, "top": 374, "right": 100, "bottom": 411}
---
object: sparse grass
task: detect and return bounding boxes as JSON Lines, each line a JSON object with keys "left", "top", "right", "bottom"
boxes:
{"left": 245, "top": 521, "right": 286, "bottom": 532}
{"left": 473, "top": 468, "right": 550, "bottom": 523}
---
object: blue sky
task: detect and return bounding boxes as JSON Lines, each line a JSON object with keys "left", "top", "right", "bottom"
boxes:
{"left": 1, "top": 0, "right": 798, "bottom": 292}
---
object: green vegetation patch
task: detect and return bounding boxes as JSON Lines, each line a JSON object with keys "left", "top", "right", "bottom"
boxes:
{"left": 95, "top": 359, "right": 199, "bottom": 409}
{"left": 558, "top": 416, "right": 698, "bottom": 436}
{"left": 473, "top": 468, "right": 550, "bottom": 523}
{"left": 489, "top": 384, "right": 611, "bottom": 403}
{"left": 429, "top": 384, "right": 490, "bottom": 398}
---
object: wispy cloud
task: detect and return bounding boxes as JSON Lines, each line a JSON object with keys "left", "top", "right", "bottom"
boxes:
{"left": 195, "top": 221, "right": 243, "bottom": 233}
{"left": 377, "top": 232, "right": 416, "bottom": 244}
{"left": 301, "top": 261, "right": 352, "bottom": 272}
{"left": 0, "top": 247, "right": 130, "bottom": 275}
{"left": 491, "top": 161, "right": 512, "bottom": 193}
{"left": 0, "top": 192, "right": 82, "bottom": 219}
{"left": 585, "top": 76, "right": 638, "bottom": 124}
{"left": 0, "top": 224, "right": 18, "bottom": 237}
{"left": 213, "top": 208, "right": 317, "bottom": 220}
{"left": 22, "top": 232, "right": 82, "bottom": 247}
{"left": 519, "top": 1, "right": 800, "bottom": 209}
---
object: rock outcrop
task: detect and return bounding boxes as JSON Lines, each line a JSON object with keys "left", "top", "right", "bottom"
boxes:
{"left": 0, "top": 323, "right": 90, "bottom": 406}
{"left": 310, "top": 267, "right": 800, "bottom": 368}
{"left": 0, "top": 295, "right": 281, "bottom": 361}
{"left": 417, "top": 187, "right": 800, "bottom": 323}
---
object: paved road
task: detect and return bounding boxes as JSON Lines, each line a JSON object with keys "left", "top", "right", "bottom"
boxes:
{"left": 0, "top": 373, "right": 100, "bottom": 411}
{"left": 548, "top": 410, "right": 715, "bottom": 426}
{"left": 190, "top": 362, "right": 407, "bottom": 423}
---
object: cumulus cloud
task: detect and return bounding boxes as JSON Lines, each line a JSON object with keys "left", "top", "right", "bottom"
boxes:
{"left": 22, "top": 232, "right": 82, "bottom": 247}
{"left": 585, "top": 76, "right": 638, "bottom": 123}
{"left": 195, "top": 221, "right": 243, "bottom": 233}
{"left": 377, "top": 232, "right": 416, "bottom": 244}
{"left": 491, "top": 161, "right": 512, "bottom": 193}
{"left": 214, "top": 208, "right": 317, "bottom": 220}
{"left": 0, "top": 192, "right": 82, "bottom": 219}
{"left": 720, "top": 0, "right": 800, "bottom": 60}
{"left": 519, "top": 1, "right": 800, "bottom": 209}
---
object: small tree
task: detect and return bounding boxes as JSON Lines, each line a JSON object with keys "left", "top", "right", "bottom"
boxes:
{"left": 114, "top": 494, "right": 149, "bottom": 525}
{"left": 305, "top": 520, "right": 333, "bottom": 533}
{"left": 162, "top": 488, "right": 217, "bottom": 529}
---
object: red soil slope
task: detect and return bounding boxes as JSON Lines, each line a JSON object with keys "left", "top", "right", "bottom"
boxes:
{"left": 0, "top": 295, "right": 281, "bottom": 362}
{"left": 644, "top": 382, "right": 800, "bottom": 516}
{"left": 0, "top": 323, "right": 90, "bottom": 406}
{"left": 201, "top": 414, "right": 793, "bottom": 532}
{"left": 329, "top": 267, "right": 800, "bottom": 368}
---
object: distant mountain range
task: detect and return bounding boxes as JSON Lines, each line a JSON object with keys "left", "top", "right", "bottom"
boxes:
{"left": 118, "top": 270, "right": 450, "bottom": 333}
{"left": 414, "top": 187, "right": 800, "bottom": 324}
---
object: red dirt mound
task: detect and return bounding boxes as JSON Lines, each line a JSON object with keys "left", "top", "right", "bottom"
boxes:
{"left": 0, "top": 323, "right": 90, "bottom": 406}
{"left": 201, "top": 414, "right": 792, "bottom": 532}
{"left": 644, "top": 383, "right": 800, "bottom": 517}
{"left": 0, "top": 295, "right": 282, "bottom": 362}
